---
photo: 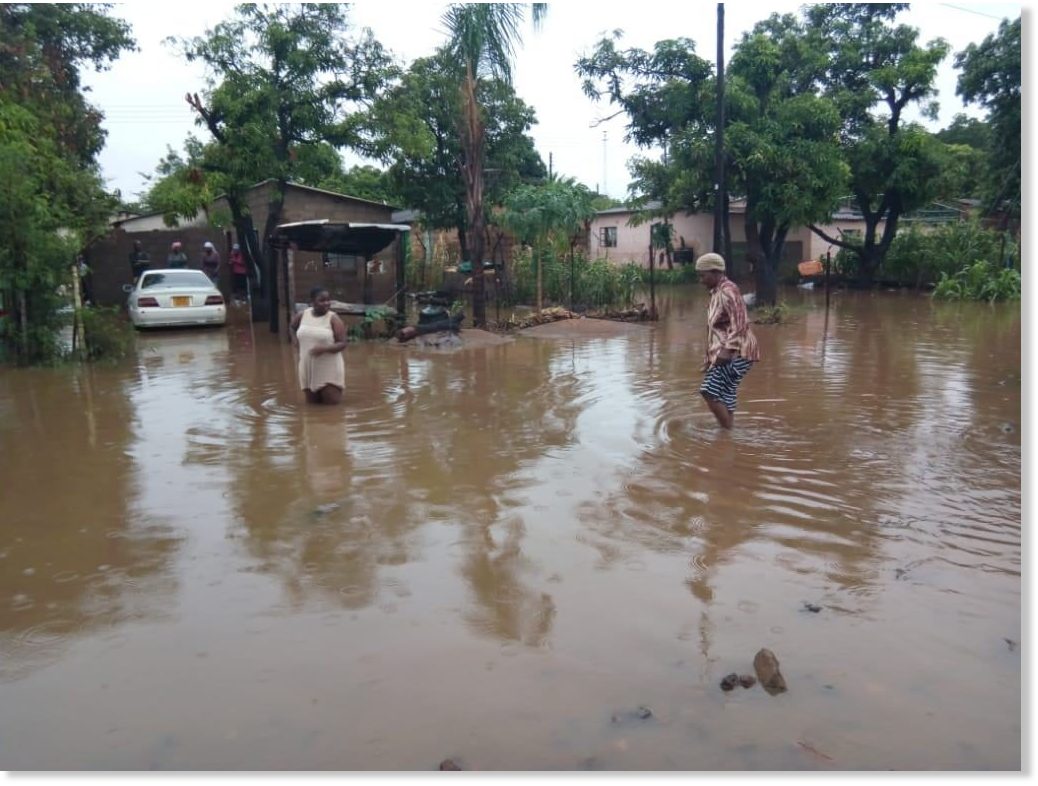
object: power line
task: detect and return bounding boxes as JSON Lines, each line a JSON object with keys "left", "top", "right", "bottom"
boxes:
{"left": 938, "top": 3, "right": 1009, "bottom": 21}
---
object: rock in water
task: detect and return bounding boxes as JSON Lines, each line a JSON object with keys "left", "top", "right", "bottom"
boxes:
{"left": 753, "top": 648, "right": 787, "bottom": 695}
{"left": 802, "top": 602, "right": 823, "bottom": 613}
{"left": 439, "top": 759, "right": 462, "bottom": 771}
{"left": 313, "top": 503, "right": 340, "bottom": 516}
{"left": 611, "top": 706, "right": 653, "bottom": 723}
{"left": 739, "top": 674, "right": 757, "bottom": 689}
{"left": 720, "top": 673, "right": 740, "bottom": 692}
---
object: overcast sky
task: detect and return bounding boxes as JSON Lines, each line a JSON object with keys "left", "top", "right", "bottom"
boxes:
{"left": 82, "top": 1, "right": 1024, "bottom": 204}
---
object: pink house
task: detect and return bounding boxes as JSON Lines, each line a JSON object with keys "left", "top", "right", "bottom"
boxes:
{"left": 588, "top": 199, "right": 890, "bottom": 279}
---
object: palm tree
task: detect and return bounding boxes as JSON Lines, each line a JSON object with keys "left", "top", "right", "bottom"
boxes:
{"left": 442, "top": 3, "right": 546, "bottom": 327}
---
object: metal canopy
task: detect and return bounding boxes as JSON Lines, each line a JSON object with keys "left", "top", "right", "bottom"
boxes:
{"left": 270, "top": 220, "right": 410, "bottom": 257}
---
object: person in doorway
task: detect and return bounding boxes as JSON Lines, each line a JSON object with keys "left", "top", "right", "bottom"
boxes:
{"left": 696, "top": 252, "right": 760, "bottom": 429}
{"left": 229, "top": 243, "right": 248, "bottom": 303}
{"left": 166, "top": 241, "right": 188, "bottom": 268}
{"left": 128, "top": 240, "right": 150, "bottom": 282}
{"left": 291, "top": 287, "right": 347, "bottom": 405}
{"left": 200, "top": 241, "right": 221, "bottom": 282}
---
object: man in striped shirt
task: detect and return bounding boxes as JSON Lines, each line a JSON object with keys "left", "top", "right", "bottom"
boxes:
{"left": 695, "top": 253, "right": 761, "bottom": 429}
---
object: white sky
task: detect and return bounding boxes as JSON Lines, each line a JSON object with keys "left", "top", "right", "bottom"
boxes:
{"left": 82, "top": 1, "right": 1025, "bottom": 204}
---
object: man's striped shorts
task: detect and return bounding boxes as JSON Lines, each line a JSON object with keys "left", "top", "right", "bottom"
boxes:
{"left": 699, "top": 357, "right": 753, "bottom": 412}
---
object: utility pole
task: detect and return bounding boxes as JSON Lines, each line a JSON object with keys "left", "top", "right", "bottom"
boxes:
{"left": 713, "top": 3, "right": 727, "bottom": 271}
{"left": 549, "top": 151, "right": 553, "bottom": 180}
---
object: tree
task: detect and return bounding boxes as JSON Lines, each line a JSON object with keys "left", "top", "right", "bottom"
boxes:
{"left": 0, "top": 4, "right": 134, "bottom": 363}
{"left": 804, "top": 3, "right": 950, "bottom": 286}
{"left": 955, "top": 16, "right": 1020, "bottom": 214}
{"left": 500, "top": 178, "right": 596, "bottom": 312}
{"left": 367, "top": 51, "right": 545, "bottom": 264}
{"left": 172, "top": 3, "right": 395, "bottom": 325}
{"left": 724, "top": 15, "right": 848, "bottom": 304}
{"left": 441, "top": 2, "right": 546, "bottom": 327}
{"left": 139, "top": 137, "right": 222, "bottom": 226}
{"left": 936, "top": 113, "right": 993, "bottom": 150}
{"left": 932, "top": 114, "right": 992, "bottom": 200}
{"left": 319, "top": 165, "right": 396, "bottom": 205}
{"left": 577, "top": 18, "right": 847, "bottom": 305}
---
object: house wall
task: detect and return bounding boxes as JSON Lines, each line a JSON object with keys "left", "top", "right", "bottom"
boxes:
{"left": 85, "top": 227, "right": 234, "bottom": 306}
{"left": 115, "top": 211, "right": 208, "bottom": 233}
{"left": 589, "top": 210, "right": 814, "bottom": 282}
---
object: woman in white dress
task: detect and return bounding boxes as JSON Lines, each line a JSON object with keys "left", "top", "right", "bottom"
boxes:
{"left": 290, "top": 287, "right": 347, "bottom": 405}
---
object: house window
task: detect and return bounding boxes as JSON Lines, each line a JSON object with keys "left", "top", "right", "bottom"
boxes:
{"left": 602, "top": 226, "right": 618, "bottom": 248}
{"left": 324, "top": 253, "right": 362, "bottom": 273}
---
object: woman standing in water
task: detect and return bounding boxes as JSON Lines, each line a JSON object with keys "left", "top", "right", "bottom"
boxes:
{"left": 291, "top": 287, "right": 347, "bottom": 405}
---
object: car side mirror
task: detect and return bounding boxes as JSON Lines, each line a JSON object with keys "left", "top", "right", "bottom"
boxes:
{"left": 122, "top": 284, "right": 134, "bottom": 293}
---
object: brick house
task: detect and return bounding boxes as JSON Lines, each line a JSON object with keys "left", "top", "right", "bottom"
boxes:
{"left": 86, "top": 180, "right": 403, "bottom": 309}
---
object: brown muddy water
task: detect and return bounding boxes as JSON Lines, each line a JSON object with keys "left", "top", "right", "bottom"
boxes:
{"left": 0, "top": 287, "right": 1020, "bottom": 770}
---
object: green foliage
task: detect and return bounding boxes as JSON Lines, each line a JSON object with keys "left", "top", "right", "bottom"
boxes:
{"left": 751, "top": 303, "right": 791, "bottom": 324}
{"left": 140, "top": 137, "right": 221, "bottom": 225}
{"left": 577, "top": 15, "right": 848, "bottom": 305}
{"left": 881, "top": 220, "right": 1011, "bottom": 286}
{"left": 933, "top": 261, "right": 1020, "bottom": 302}
{"left": 936, "top": 113, "right": 993, "bottom": 149}
{"left": 507, "top": 249, "right": 639, "bottom": 308}
{"left": 805, "top": 3, "right": 951, "bottom": 284}
{"left": 508, "top": 250, "right": 643, "bottom": 307}
{"left": 626, "top": 264, "right": 699, "bottom": 286}
{"left": 80, "top": 306, "right": 135, "bottom": 361}
{"left": 318, "top": 165, "right": 396, "bottom": 205}
{"left": 170, "top": 4, "right": 396, "bottom": 248}
{"left": 367, "top": 50, "right": 545, "bottom": 237}
{"left": 0, "top": 4, "right": 134, "bottom": 364}
{"left": 500, "top": 179, "right": 596, "bottom": 250}
{"left": 347, "top": 305, "right": 396, "bottom": 341}
{"left": 955, "top": 16, "right": 1020, "bottom": 211}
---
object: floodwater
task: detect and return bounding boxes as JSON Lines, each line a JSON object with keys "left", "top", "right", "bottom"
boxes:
{"left": 0, "top": 287, "right": 1020, "bottom": 770}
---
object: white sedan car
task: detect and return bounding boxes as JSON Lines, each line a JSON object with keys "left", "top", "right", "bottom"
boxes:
{"left": 127, "top": 269, "right": 226, "bottom": 329}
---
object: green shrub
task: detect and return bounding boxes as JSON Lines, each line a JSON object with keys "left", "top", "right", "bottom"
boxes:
{"left": 932, "top": 260, "right": 1020, "bottom": 302}
{"left": 80, "top": 306, "right": 135, "bottom": 361}
{"left": 881, "top": 220, "right": 1012, "bottom": 286}
{"left": 506, "top": 249, "right": 641, "bottom": 308}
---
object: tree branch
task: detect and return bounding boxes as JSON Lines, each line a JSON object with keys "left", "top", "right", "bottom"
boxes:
{"left": 809, "top": 224, "right": 858, "bottom": 252}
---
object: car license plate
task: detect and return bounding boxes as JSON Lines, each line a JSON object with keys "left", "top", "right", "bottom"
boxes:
{"left": 172, "top": 296, "right": 191, "bottom": 307}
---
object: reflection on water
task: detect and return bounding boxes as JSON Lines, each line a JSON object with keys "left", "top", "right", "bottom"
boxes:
{"left": 0, "top": 290, "right": 1020, "bottom": 770}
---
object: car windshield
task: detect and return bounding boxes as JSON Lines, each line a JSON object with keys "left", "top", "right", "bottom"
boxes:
{"left": 140, "top": 271, "right": 212, "bottom": 290}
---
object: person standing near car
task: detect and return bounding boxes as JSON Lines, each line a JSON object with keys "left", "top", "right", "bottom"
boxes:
{"left": 200, "top": 241, "right": 221, "bottom": 283}
{"left": 166, "top": 241, "right": 188, "bottom": 268}
{"left": 128, "top": 240, "right": 150, "bottom": 282}
{"left": 229, "top": 243, "right": 248, "bottom": 303}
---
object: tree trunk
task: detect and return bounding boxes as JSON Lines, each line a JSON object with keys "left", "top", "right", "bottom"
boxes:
{"left": 262, "top": 180, "right": 287, "bottom": 334}
{"left": 459, "top": 68, "right": 487, "bottom": 327}
{"left": 857, "top": 248, "right": 880, "bottom": 288}
{"left": 457, "top": 225, "right": 469, "bottom": 268}
{"left": 756, "top": 252, "right": 778, "bottom": 307}
{"left": 745, "top": 214, "right": 768, "bottom": 303}
{"left": 722, "top": 191, "right": 733, "bottom": 274}
{"left": 18, "top": 288, "right": 29, "bottom": 364}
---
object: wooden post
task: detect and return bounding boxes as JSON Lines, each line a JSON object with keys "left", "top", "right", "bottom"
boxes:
{"left": 648, "top": 240, "right": 657, "bottom": 320}
{"left": 713, "top": 2, "right": 727, "bottom": 272}
{"left": 396, "top": 231, "right": 408, "bottom": 317}
{"left": 825, "top": 249, "right": 832, "bottom": 313}
{"left": 70, "top": 264, "right": 83, "bottom": 357}
{"left": 536, "top": 248, "right": 543, "bottom": 313}
{"left": 285, "top": 247, "right": 296, "bottom": 340}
